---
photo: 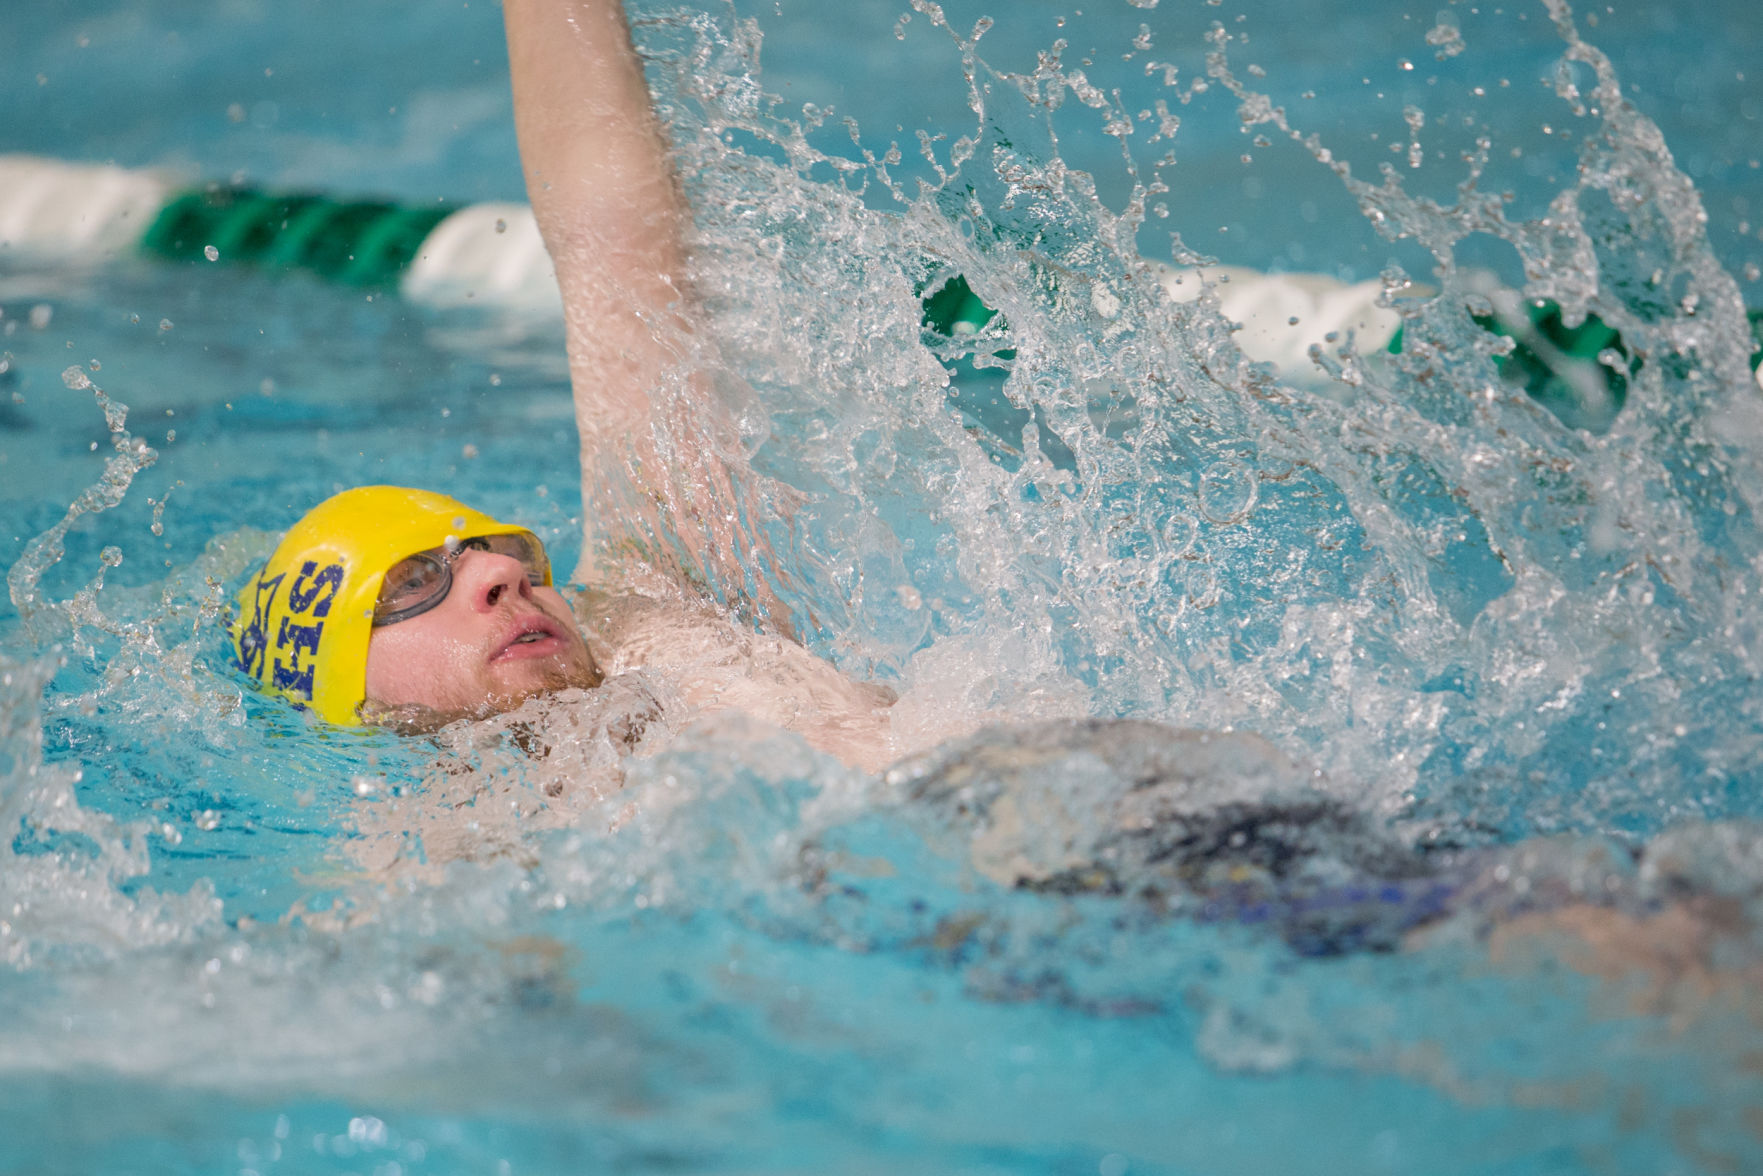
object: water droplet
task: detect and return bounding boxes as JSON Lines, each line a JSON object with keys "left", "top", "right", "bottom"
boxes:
{"left": 203, "top": 244, "right": 220, "bottom": 262}
{"left": 1425, "top": 20, "right": 1466, "bottom": 59}
{"left": 1106, "top": 502, "right": 1156, "bottom": 562}
{"left": 1186, "top": 561, "right": 1221, "bottom": 609}
{"left": 1198, "top": 461, "right": 1258, "bottom": 525}
{"left": 1161, "top": 514, "right": 1198, "bottom": 557}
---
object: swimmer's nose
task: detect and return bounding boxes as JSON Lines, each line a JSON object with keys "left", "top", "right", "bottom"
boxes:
{"left": 452, "top": 548, "right": 535, "bottom": 612}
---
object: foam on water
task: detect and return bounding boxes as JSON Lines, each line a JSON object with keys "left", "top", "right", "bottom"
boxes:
{"left": 4, "top": 0, "right": 1763, "bottom": 1171}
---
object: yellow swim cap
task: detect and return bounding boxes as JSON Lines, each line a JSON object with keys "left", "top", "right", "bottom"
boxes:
{"left": 233, "top": 486, "right": 544, "bottom": 725}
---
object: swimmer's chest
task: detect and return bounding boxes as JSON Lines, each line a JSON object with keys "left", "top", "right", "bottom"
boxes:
{"left": 579, "top": 591, "right": 897, "bottom": 768}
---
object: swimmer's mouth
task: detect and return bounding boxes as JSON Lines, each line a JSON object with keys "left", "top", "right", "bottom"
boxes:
{"left": 491, "top": 617, "right": 571, "bottom": 661}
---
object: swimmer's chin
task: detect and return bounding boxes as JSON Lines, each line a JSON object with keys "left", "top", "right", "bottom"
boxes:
{"left": 360, "top": 662, "right": 605, "bottom": 735}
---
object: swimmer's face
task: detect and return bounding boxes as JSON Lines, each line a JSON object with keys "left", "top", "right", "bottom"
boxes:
{"left": 363, "top": 544, "right": 601, "bottom": 724}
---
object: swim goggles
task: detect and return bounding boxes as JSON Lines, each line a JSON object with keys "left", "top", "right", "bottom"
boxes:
{"left": 373, "top": 532, "right": 552, "bottom": 626}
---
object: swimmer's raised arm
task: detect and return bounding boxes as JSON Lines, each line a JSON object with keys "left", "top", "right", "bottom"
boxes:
{"left": 504, "top": 0, "right": 687, "bottom": 330}
{"left": 504, "top": 0, "right": 791, "bottom": 626}
{"left": 503, "top": 0, "right": 701, "bottom": 581}
{"left": 505, "top": 0, "right": 789, "bottom": 612}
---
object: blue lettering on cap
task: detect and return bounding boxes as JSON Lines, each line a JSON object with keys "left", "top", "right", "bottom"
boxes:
{"left": 272, "top": 616, "right": 323, "bottom": 701}
{"left": 288, "top": 560, "right": 343, "bottom": 617}
{"left": 269, "top": 560, "right": 342, "bottom": 703}
{"left": 237, "top": 571, "right": 284, "bottom": 678}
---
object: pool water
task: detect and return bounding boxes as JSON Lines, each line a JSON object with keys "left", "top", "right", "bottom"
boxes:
{"left": 4, "top": 0, "right": 1763, "bottom": 1172}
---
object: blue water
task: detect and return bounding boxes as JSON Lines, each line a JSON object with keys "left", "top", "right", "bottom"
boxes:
{"left": 5, "top": 0, "right": 1763, "bottom": 1173}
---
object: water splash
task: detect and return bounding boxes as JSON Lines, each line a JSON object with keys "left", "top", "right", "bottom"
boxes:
{"left": 625, "top": 0, "right": 1763, "bottom": 840}
{"left": 0, "top": 649, "right": 224, "bottom": 969}
{"left": 6, "top": 366, "right": 158, "bottom": 646}
{"left": 1192, "top": 0, "right": 1763, "bottom": 830}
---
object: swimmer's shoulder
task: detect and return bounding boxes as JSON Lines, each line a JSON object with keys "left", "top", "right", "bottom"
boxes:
{"left": 565, "top": 586, "right": 748, "bottom": 676}
{"left": 564, "top": 585, "right": 898, "bottom": 768}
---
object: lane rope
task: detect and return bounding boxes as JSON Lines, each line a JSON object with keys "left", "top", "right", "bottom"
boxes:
{"left": 3, "top": 154, "right": 1758, "bottom": 401}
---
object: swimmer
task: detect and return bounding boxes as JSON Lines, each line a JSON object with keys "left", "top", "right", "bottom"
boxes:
{"left": 235, "top": 481, "right": 901, "bottom": 768}
{"left": 233, "top": 0, "right": 905, "bottom": 769}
